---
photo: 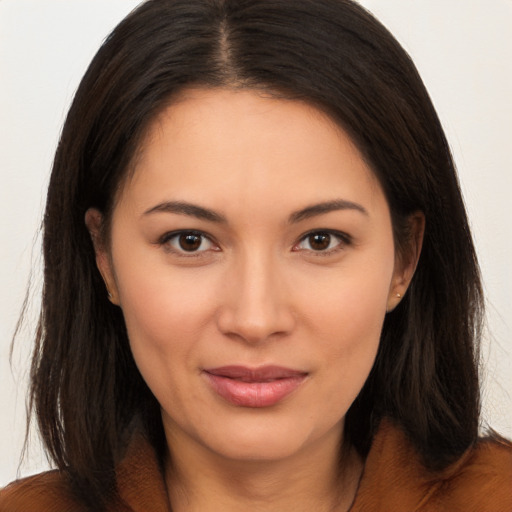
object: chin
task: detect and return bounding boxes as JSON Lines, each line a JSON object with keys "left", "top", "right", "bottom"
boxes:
{"left": 207, "top": 433, "right": 308, "bottom": 463}
{"left": 191, "top": 413, "right": 339, "bottom": 464}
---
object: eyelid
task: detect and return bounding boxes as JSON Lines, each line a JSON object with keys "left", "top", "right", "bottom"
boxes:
{"left": 157, "top": 230, "right": 220, "bottom": 255}
{"left": 293, "top": 229, "right": 352, "bottom": 253}
{"left": 156, "top": 228, "right": 350, "bottom": 256}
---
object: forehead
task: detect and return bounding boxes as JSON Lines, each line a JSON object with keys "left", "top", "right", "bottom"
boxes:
{"left": 120, "top": 87, "right": 384, "bottom": 216}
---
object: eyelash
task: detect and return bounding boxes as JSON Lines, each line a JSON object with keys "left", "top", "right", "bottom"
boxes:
{"left": 157, "top": 229, "right": 352, "bottom": 256}
{"left": 292, "top": 230, "right": 352, "bottom": 255}
{"left": 158, "top": 230, "right": 219, "bottom": 256}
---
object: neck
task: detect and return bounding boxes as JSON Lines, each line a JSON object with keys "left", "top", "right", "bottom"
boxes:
{"left": 164, "top": 427, "right": 363, "bottom": 512}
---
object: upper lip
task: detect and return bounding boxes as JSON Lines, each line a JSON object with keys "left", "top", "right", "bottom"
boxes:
{"left": 204, "top": 365, "right": 308, "bottom": 382}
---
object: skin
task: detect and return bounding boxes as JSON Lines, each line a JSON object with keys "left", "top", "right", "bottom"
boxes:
{"left": 86, "top": 88, "right": 423, "bottom": 512}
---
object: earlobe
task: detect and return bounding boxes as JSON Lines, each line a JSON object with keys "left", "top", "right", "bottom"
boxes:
{"left": 84, "top": 208, "right": 120, "bottom": 305}
{"left": 387, "top": 212, "right": 425, "bottom": 312}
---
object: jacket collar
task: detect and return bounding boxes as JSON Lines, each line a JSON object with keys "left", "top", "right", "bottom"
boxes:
{"left": 350, "top": 419, "right": 468, "bottom": 511}
{"left": 115, "top": 419, "right": 457, "bottom": 512}
{"left": 115, "top": 431, "right": 171, "bottom": 512}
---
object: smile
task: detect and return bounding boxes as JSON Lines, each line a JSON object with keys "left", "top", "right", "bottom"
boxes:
{"left": 203, "top": 366, "right": 308, "bottom": 408}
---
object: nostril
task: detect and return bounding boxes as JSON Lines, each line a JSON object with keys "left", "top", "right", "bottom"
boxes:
{"left": 216, "top": 306, "right": 295, "bottom": 344}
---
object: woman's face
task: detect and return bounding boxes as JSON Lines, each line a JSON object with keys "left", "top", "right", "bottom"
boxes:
{"left": 89, "top": 88, "right": 416, "bottom": 463}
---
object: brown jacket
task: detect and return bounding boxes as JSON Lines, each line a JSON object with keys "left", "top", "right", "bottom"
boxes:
{"left": 1, "top": 420, "right": 511, "bottom": 511}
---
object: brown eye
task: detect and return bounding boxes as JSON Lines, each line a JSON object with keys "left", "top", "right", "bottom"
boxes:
{"left": 179, "top": 233, "right": 202, "bottom": 251}
{"left": 294, "top": 231, "right": 349, "bottom": 253}
{"left": 163, "top": 231, "right": 215, "bottom": 254}
{"left": 308, "top": 233, "right": 331, "bottom": 251}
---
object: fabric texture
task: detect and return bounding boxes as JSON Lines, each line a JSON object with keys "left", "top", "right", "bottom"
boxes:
{"left": 1, "top": 419, "right": 511, "bottom": 511}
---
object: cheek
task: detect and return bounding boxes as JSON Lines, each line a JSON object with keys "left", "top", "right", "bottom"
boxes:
{"left": 111, "top": 250, "right": 221, "bottom": 382}
{"left": 297, "top": 252, "right": 394, "bottom": 395}
{"left": 303, "top": 300, "right": 384, "bottom": 428}
{"left": 299, "top": 252, "right": 393, "bottom": 337}
{"left": 311, "top": 284, "right": 387, "bottom": 373}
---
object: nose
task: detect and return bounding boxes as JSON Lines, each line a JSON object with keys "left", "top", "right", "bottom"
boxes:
{"left": 216, "top": 251, "right": 296, "bottom": 344}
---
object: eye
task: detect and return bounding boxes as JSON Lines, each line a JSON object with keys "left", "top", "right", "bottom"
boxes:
{"left": 161, "top": 231, "right": 216, "bottom": 254}
{"left": 294, "top": 231, "right": 350, "bottom": 253}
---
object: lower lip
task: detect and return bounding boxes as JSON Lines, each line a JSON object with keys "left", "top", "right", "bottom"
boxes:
{"left": 204, "top": 373, "right": 306, "bottom": 408}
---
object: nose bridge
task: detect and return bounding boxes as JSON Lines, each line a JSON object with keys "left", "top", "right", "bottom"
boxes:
{"left": 217, "top": 246, "right": 294, "bottom": 343}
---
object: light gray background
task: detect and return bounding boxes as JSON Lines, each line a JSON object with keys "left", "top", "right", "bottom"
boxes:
{"left": 1, "top": 0, "right": 511, "bottom": 486}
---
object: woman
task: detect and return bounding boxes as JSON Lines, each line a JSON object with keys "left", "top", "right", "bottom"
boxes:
{"left": 1, "top": 0, "right": 511, "bottom": 510}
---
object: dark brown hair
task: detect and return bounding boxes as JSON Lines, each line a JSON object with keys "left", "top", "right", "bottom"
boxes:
{"left": 27, "top": 0, "right": 482, "bottom": 508}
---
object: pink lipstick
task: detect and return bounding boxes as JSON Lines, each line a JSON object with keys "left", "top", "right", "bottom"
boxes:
{"left": 203, "top": 365, "right": 307, "bottom": 408}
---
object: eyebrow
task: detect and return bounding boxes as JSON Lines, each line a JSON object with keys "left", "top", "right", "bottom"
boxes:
{"left": 288, "top": 199, "right": 368, "bottom": 223}
{"left": 142, "top": 198, "right": 367, "bottom": 224}
{"left": 143, "top": 201, "right": 227, "bottom": 223}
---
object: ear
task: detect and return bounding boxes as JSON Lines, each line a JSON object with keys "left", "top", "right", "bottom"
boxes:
{"left": 387, "top": 212, "right": 425, "bottom": 312}
{"left": 85, "top": 208, "right": 120, "bottom": 305}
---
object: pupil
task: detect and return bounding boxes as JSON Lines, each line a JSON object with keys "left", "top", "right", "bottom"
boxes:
{"left": 310, "top": 233, "right": 330, "bottom": 250}
{"left": 179, "top": 234, "right": 201, "bottom": 251}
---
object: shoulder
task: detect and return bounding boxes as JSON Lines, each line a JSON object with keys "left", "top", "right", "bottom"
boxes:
{"left": 0, "top": 431, "right": 164, "bottom": 512}
{"left": 426, "top": 435, "right": 512, "bottom": 511}
{"left": 352, "top": 420, "right": 512, "bottom": 512}
{"left": 0, "top": 470, "right": 86, "bottom": 512}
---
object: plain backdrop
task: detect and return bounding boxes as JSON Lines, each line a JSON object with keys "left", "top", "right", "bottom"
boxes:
{"left": 1, "top": 0, "right": 511, "bottom": 486}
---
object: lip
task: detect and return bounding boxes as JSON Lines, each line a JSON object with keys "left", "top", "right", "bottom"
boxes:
{"left": 203, "top": 365, "right": 308, "bottom": 408}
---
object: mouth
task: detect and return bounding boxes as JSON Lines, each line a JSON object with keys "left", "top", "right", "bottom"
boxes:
{"left": 203, "top": 365, "right": 308, "bottom": 408}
